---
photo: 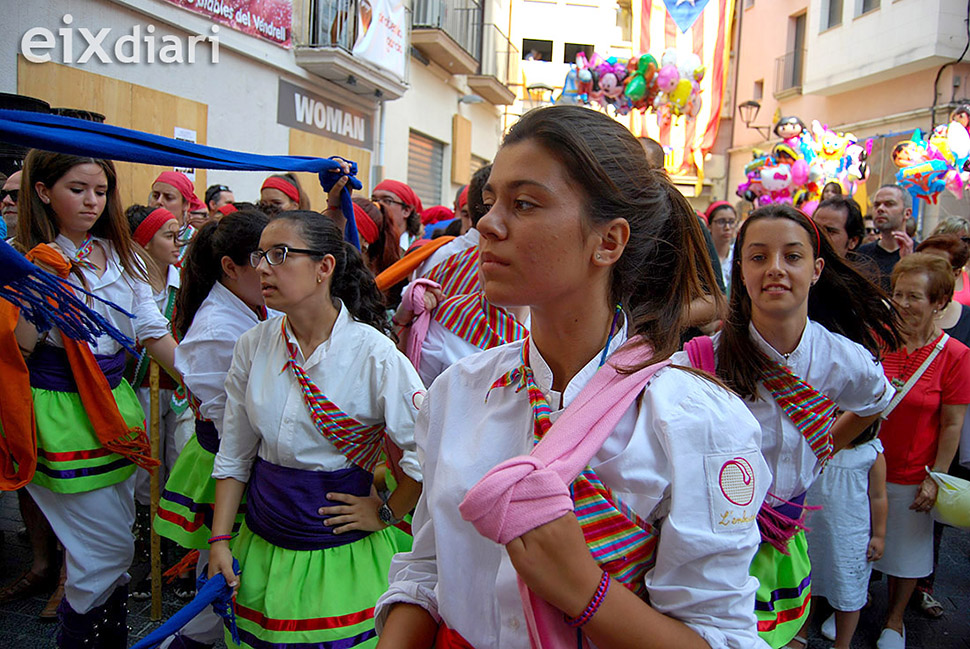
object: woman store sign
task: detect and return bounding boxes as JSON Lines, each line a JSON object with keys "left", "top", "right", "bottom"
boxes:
{"left": 277, "top": 79, "right": 374, "bottom": 150}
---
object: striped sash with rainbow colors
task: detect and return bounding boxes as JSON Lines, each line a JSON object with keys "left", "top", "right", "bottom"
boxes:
{"left": 760, "top": 363, "right": 837, "bottom": 465}
{"left": 280, "top": 319, "right": 385, "bottom": 473}
{"left": 426, "top": 246, "right": 480, "bottom": 297}
{"left": 433, "top": 292, "right": 527, "bottom": 351}
{"left": 487, "top": 339, "right": 658, "bottom": 597}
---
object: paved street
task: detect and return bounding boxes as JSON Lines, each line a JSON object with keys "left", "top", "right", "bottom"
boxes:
{"left": 1, "top": 488, "right": 968, "bottom": 648}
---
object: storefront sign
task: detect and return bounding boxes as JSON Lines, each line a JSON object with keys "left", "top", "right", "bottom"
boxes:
{"left": 352, "top": 0, "right": 407, "bottom": 81}
{"left": 161, "top": 0, "right": 292, "bottom": 48}
{"left": 277, "top": 79, "right": 374, "bottom": 150}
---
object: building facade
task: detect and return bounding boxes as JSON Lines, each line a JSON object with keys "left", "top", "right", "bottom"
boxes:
{"left": 2, "top": 0, "right": 514, "bottom": 210}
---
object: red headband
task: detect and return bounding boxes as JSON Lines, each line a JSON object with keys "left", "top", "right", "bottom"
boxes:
{"left": 217, "top": 203, "right": 238, "bottom": 216}
{"left": 374, "top": 179, "right": 423, "bottom": 216}
{"left": 353, "top": 203, "right": 379, "bottom": 244}
{"left": 421, "top": 205, "right": 454, "bottom": 226}
{"left": 704, "top": 201, "right": 733, "bottom": 223}
{"left": 458, "top": 185, "right": 469, "bottom": 210}
{"left": 154, "top": 171, "right": 205, "bottom": 212}
{"left": 261, "top": 176, "right": 300, "bottom": 203}
{"left": 133, "top": 207, "right": 177, "bottom": 247}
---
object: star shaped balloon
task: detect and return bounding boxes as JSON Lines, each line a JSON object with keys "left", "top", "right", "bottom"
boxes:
{"left": 664, "top": 0, "right": 711, "bottom": 32}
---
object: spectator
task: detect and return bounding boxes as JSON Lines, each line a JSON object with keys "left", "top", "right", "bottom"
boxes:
{"left": 855, "top": 185, "right": 914, "bottom": 291}
{"left": 813, "top": 196, "right": 864, "bottom": 258}
{"left": 2, "top": 170, "right": 23, "bottom": 239}
{"left": 821, "top": 181, "right": 843, "bottom": 201}
{"left": 706, "top": 201, "right": 737, "bottom": 288}
{"left": 863, "top": 215, "right": 878, "bottom": 245}
{"left": 204, "top": 183, "right": 234, "bottom": 216}
{"left": 876, "top": 253, "right": 970, "bottom": 648}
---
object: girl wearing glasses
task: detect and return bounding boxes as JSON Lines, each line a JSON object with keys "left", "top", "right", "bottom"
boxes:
{"left": 681, "top": 204, "right": 900, "bottom": 648}
{"left": 208, "top": 210, "right": 424, "bottom": 649}
{"left": 3, "top": 151, "right": 177, "bottom": 646}
{"left": 153, "top": 208, "right": 270, "bottom": 648}
{"left": 260, "top": 173, "right": 310, "bottom": 214}
{"left": 376, "top": 106, "right": 769, "bottom": 649}
{"left": 706, "top": 201, "right": 738, "bottom": 290}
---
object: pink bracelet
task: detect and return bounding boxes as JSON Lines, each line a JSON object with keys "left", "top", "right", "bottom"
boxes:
{"left": 564, "top": 571, "right": 610, "bottom": 628}
{"left": 207, "top": 534, "right": 234, "bottom": 544}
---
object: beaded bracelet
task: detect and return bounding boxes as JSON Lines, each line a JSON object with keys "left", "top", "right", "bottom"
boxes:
{"left": 207, "top": 534, "right": 234, "bottom": 544}
{"left": 564, "top": 571, "right": 610, "bottom": 628}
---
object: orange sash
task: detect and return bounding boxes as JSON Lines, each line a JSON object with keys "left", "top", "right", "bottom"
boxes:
{"left": 375, "top": 236, "right": 456, "bottom": 291}
{"left": 0, "top": 244, "right": 157, "bottom": 491}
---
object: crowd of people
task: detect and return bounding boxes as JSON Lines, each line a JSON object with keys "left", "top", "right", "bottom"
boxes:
{"left": 0, "top": 104, "right": 968, "bottom": 649}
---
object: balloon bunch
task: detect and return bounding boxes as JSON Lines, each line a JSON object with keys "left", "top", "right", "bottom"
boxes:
{"left": 736, "top": 117, "right": 871, "bottom": 208}
{"left": 557, "top": 48, "right": 704, "bottom": 121}
{"left": 891, "top": 118, "right": 970, "bottom": 203}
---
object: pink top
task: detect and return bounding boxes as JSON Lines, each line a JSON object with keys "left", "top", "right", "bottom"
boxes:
{"left": 954, "top": 270, "right": 970, "bottom": 307}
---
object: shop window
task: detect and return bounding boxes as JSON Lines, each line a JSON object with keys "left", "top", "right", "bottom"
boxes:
{"left": 522, "top": 39, "right": 553, "bottom": 62}
{"left": 564, "top": 43, "right": 594, "bottom": 64}
{"left": 408, "top": 130, "right": 444, "bottom": 207}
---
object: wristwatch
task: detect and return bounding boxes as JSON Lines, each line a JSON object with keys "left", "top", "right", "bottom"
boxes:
{"left": 378, "top": 497, "right": 402, "bottom": 526}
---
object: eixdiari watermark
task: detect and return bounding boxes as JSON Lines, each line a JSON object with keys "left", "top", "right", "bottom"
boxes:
{"left": 21, "top": 14, "right": 220, "bottom": 65}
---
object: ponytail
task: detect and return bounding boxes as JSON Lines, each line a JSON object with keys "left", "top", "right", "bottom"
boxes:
{"left": 174, "top": 208, "right": 269, "bottom": 338}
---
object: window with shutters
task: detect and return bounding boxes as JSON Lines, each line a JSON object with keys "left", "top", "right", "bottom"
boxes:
{"left": 408, "top": 130, "right": 444, "bottom": 207}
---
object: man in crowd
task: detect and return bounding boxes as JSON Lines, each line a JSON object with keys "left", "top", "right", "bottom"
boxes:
{"left": 204, "top": 183, "right": 234, "bottom": 217}
{"left": 813, "top": 195, "right": 864, "bottom": 258}
{"left": 863, "top": 214, "right": 879, "bottom": 245}
{"left": 2, "top": 170, "right": 22, "bottom": 239}
{"left": 855, "top": 184, "right": 913, "bottom": 291}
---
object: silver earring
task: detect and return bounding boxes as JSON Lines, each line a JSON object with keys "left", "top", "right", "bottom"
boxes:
{"left": 595, "top": 254, "right": 602, "bottom": 260}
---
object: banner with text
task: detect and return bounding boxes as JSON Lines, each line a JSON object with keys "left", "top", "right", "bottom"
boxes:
{"left": 352, "top": 0, "right": 407, "bottom": 81}
{"left": 162, "top": 0, "right": 292, "bottom": 47}
{"left": 277, "top": 79, "right": 374, "bottom": 150}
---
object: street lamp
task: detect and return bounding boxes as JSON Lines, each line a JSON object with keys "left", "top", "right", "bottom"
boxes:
{"left": 737, "top": 100, "right": 773, "bottom": 140}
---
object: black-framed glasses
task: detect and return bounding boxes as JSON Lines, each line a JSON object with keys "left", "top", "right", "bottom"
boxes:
{"left": 711, "top": 218, "right": 736, "bottom": 228}
{"left": 865, "top": 227, "right": 879, "bottom": 235}
{"left": 0, "top": 189, "right": 18, "bottom": 203}
{"left": 371, "top": 196, "right": 407, "bottom": 209}
{"left": 250, "top": 245, "right": 325, "bottom": 267}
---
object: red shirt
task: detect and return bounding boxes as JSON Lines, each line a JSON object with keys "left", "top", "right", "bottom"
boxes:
{"left": 879, "top": 335, "right": 970, "bottom": 484}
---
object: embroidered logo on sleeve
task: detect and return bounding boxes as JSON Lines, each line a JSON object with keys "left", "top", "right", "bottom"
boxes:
{"left": 411, "top": 390, "right": 427, "bottom": 410}
{"left": 705, "top": 452, "right": 758, "bottom": 533}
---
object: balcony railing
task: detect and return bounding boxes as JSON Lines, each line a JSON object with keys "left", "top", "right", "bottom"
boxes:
{"left": 480, "top": 23, "right": 516, "bottom": 84}
{"left": 774, "top": 49, "right": 805, "bottom": 96}
{"left": 412, "top": 0, "right": 482, "bottom": 60}
{"left": 309, "top": 0, "right": 359, "bottom": 50}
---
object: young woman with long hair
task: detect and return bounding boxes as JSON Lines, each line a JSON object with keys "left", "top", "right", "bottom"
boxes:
{"left": 376, "top": 105, "right": 770, "bottom": 649}
{"left": 6, "top": 150, "right": 178, "bottom": 647}
{"left": 207, "top": 210, "right": 425, "bottom": 648}
{"left": 684, "top": 203, "right": 901, "bottom": 648}
{"left": 153, "top": 208, "right": 271, "bottom": 648}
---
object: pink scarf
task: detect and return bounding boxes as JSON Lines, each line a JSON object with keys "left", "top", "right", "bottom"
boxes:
{"left": 402, "top": 278, "right": 441, "bottom": 370}
{"left": 458, "top": 339, "right": 670, "bottom": 649}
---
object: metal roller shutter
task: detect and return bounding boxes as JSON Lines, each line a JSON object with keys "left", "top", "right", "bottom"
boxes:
{"left": 408, "top": 130, "right": 444, "bottom": 208}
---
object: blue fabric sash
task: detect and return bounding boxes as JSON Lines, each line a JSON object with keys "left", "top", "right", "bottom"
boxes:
{"left": 245, "top": 457, "right": 373, "bottom": 551}
{"left": 27, "top": 345, "right": 126, "bottom": 391}
{"left": 0, "top": 110, "right": 363, "bottom": 248}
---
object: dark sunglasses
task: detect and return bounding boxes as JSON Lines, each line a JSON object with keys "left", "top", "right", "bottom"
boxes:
{"left": 865, "top": 228, "right": 879, "bottom": 235}
{"left": 0, "top": 189, "right": 18, "bottom": 203}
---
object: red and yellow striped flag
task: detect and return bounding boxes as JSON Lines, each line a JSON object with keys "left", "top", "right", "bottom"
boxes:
{"left": 631, "top": 0, "right": 735, "bottom": 186}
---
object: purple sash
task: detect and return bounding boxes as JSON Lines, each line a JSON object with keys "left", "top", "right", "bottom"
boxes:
{"left": 195, "top": 419, "right": 220, "bottom": 455}
{"left": 245, "top": 457, "right": 373, "bottom": 551}
{"left": 27, "top": 345, "right": 126, "bottom": 391}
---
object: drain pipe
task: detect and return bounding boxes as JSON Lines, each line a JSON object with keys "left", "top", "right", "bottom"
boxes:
{"left": 373, "top": 98, "right": 386, "bottom": 187}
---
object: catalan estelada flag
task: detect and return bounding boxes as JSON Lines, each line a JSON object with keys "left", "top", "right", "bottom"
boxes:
{"left": 630, "top": 0, "right": 734, "bottom": 188}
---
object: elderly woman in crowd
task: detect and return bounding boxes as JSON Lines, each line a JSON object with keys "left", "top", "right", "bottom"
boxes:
{"left": 875, "top": 253, "right": 970, "bottom": 648}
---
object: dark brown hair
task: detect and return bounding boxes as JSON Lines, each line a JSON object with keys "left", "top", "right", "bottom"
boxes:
{"left": 353, "top": 196, "right": 400, "bottom": 275}
{"left": 916, "top": 233, "right": 970, "bottom": 270}
{"left": 502, "top": 105, "right": 723, "bottom": 366}
{"left": 16, "top": 149, "right": 146, "bottom": 282}
{"left": 719, "top": 203, "right": 901, "bottom": 399}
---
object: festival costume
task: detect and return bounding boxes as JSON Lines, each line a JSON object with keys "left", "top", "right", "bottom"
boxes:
{"left": 134, "top": 264, "right": 181, "bottom": 505}
{"left": 414, "top": 228, "right": 480, "bottom": 287}
{"left": 677, "top": 320, "right": 893, "bottom": 648}
{"left": 377, "top": 325, "right": 770, "bottom": 649}
{"left": 213, "top": 306, "right": 424, "bottom": 648}
{"left": 0, "top": 236, "right": 169, "bottom": 647}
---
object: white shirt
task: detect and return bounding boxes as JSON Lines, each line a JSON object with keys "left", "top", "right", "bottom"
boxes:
{"left": 413, "top": 228, "right": 480, "bottom": 281}
{"left": 377, "top": 327, "right": 770, "bottom": 649}
{"left": 47, "top": 235, "right": 170, "bottom": 355}
{"left": 677, "top": 319, "right": 893, "bottom": 505}
{"left": 719, "top": 248, "right": 733, "bottom": 290}
{"left": 152, "top": 265, "right": 181, "bottom": 315}
{"left": 418, "top": 320, "right": 487, "bottom": 388}
{"left": 174, "top": 282, "right": 263, "bottom": 427}
{"left": 213, "top": 304, "right": 424, "bottom": 483}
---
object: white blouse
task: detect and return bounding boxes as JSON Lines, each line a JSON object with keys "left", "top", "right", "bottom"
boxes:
{"left": 46, "top": 235, "right": 170, "bottom": 355}
{"left": 174, "top": 282, "right": 263, "bottom": 427}
{"left": 151, "top": 265, "right": 181, "bottom": 315}
{"left": 418, "top": 320, "right": 483, "bottom": 388}
{"left": 676, "top": 319, "right": 893, "bottom": 505}
{"left": 213, "top": 304, "right": 424, "bottom": 483}
{"left": 377, "top": 327, "right": 770, "bottom": 649}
